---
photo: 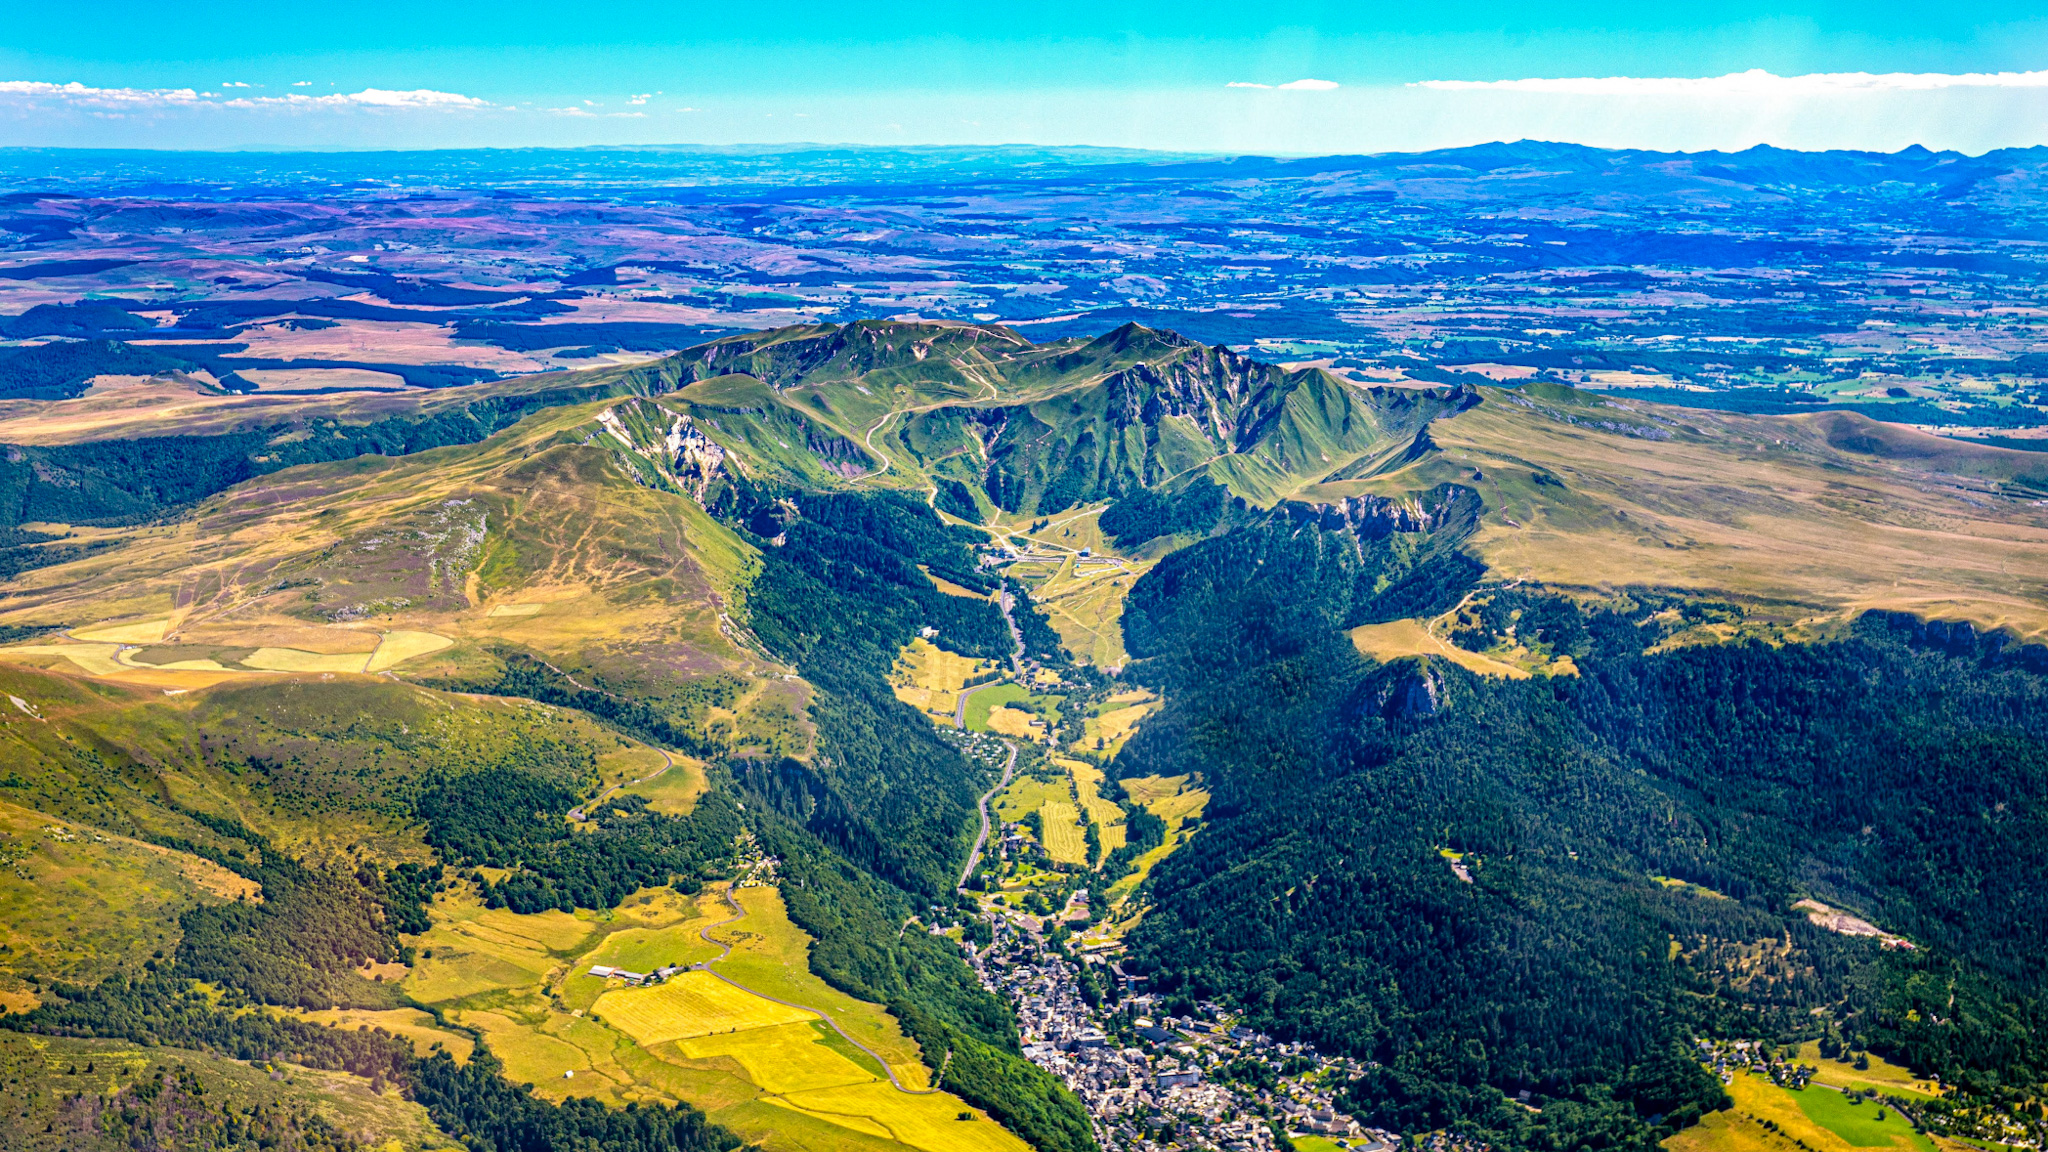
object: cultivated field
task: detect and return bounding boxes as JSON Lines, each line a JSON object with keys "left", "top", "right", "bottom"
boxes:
{"left": 595, "top": 971, "right": 818, "bottom": 1044}
{"left": 1063, "top": 760, "right": 1127, "bottom": 854}
{"left": 1039, "top": 800, "right": 1089, "bottom": 866}
{"left": 992, "top": 775, "right": 1068, "bottom": 825}
{"left": 0, "top": 620, "right": 456, "bottom": 688}
{"left": 399, "top": 880, "right": 1005, "bottom": 1152}
{"left": 771, "top": 1081, "right": 1029, "bottom": 1152}
{"left": 987, "top": 706, "right": 1044, "bottom": 740}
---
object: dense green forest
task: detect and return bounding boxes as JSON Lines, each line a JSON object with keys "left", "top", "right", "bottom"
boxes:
{"left": 742, "top": 492, "right": 1006, "bottom": 894}
{"left": 1110, "top": 522, "right": 2048, "bottom": 1150}
{"left": 420, "top": 770, "right": 743, "bottom": 913}
{"left": 1098, "top": 476, "right": 1232, "bottom": 548}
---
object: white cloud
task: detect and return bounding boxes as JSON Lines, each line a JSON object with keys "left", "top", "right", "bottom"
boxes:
{"left": 292, "top": 80, "right": 311, "bottom": 87}
{"left": 0, "top": 80, "right": 489, "bottom": 113}
{"left": 1415, "top": 67, "right": 2048, "bottom": 96}
{"left": 1226, "top": 81, "right": 1272, "bottom": 89}
{"left": 0, "top": 80, "right": 205, "bottom": 108}
{"left": 627, "top": 93, "right": 652, "bottom": 105}
{"left": 225, "top": 87, "right": 489, "bottom": 109}
{"left": 223, "top": 81, "right": 250, "bottom": 88}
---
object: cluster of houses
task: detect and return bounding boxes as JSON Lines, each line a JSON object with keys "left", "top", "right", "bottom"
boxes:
{"left": 1700, "top": 1038, "right": 1816, "bottom": 1089}
{"left": 967, "top": 906, "right": 1398, "bottom": 1152}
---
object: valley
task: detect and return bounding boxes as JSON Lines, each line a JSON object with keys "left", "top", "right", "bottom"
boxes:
{"left": 0, "top": 244, "right": 2044, "bottom": 1152}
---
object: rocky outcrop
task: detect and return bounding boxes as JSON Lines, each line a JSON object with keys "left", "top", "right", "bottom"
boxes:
{"left": 668, "top": 414, "right": 729, "bottom": 502}
{"left": 1281, "top": 483, "right": 1482, "bottom": 542}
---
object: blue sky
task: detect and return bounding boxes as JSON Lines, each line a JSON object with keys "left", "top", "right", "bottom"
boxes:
{"left": 2, "top": 1, "right": 2045, "bottom": 152}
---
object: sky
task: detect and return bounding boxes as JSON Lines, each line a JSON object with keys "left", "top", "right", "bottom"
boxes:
{"left": 2, "top": 1, "right": 2045, "bottom": 154}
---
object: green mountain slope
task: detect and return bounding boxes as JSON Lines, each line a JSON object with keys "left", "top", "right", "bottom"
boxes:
{"left": 0, "top": 324, "right": 2045, "bottom": 1152}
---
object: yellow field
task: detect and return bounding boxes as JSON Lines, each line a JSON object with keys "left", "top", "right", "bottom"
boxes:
{"left": 406, "top": 903, "right": 595, "bottom": 1005}
{"left": 398, "top": 881, "right": 990, "bottom": 1152}
{"left": 1794, "top": 1042, "right": 1940, "bottom": 1098}
{"left": 1079, "top": 693, "right": 1158, "bottom": 757}
{"left": 487, "top": 603, "right": 546, "bottom": 617}
{"left": 987, "top": 705, "right": 1043, "bottom": 739}
{"left": 595, "top": 971, "right": 816, "bottom": 1044}
{"left": 888, "top": 637, "right": 997, "bottom": 719}
{"left": 1063, "top": 760, "right": 1127, "bottom": 854}
{"left": 709, "top": 886, "right": 929, "bottom": 1085}
{"left": 678, "top": 1021, "right": 877, "bottom": 1095}
{"left": 367, "top": 629, "right": 454, "bottom": 671}
{"left": 1, "top": 642, "right": 133, "bottom": 678}
{"left": 241, "top": 647, "right": 371, "bottom": 673}
{"left": 1039, "top": 801, "right": 1088, "bottom": 866}
{"left": 775, "top": 1081, "right": 1030, "bottom": 1152}
{"left": 1348, "top": 618, "right": 1531, "bottom": 678}
{"left": 71, "top": 620, "right": 169, "bottom": 644}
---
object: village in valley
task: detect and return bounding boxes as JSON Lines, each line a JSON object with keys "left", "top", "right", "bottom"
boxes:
{"left": 964, "top": 898, "right": 1392, "bottom": 1152}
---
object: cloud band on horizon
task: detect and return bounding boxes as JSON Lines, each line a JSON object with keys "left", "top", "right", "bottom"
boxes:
{"left": 0, "top": 80, "right": 489, "bottom": 111}
{"left": 1416, "top": 68, "right": 2048, "bottom": 95}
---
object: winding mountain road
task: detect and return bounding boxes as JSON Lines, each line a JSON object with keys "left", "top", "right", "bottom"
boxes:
{"left": 567, "top": 748, "right": 676, "bottom": 822}
{"left": 956, "top": 585, "right": 1025, "bottom": 891}
{"left": 957, "top": 741, "right": 1018, "bottom": 892}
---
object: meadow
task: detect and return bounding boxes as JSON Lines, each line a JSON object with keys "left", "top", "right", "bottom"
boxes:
{"left": 964, "top": 682, "right": 1033, "bottom": 732}
{"left": 1076, "top": 690, "right": 1159, "bottom": 758}
{"left": 401, "top": 880, "right": 1016, "bottom": 1152}
{"left": 889, "top": 637, "right": 999, "bottom": 720}
{"left": 0, "top": 1030, "right": 459, "bottom": 1152}
{"left": 1665, "top": 1071, "right": 1935, "bottom": 1152}
{"left": 0, "top": 799, "right": 255, "bottom": 998}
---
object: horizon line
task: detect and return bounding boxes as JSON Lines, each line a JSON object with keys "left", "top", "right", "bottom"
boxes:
{"left": 0, "top": 137, "right": 2039, "bottom": 161}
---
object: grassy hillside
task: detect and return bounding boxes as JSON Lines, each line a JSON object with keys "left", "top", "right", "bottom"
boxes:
{"left": 3, "top": 322, "right": 2047, "bottom": 1152}
{"left": 1299, "top": 383, "right": 2048, "bottom": 641}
